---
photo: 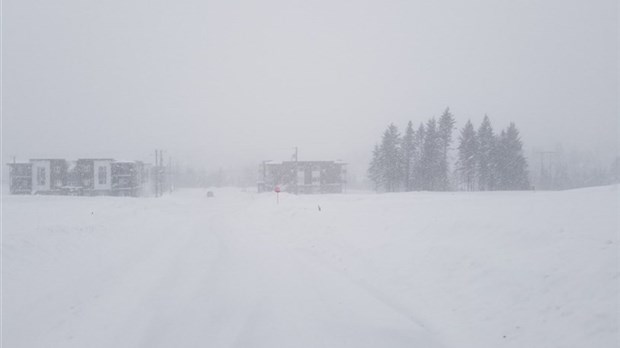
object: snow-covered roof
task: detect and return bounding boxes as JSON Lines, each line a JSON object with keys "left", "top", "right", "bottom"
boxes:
{"left": 77, "top": 158, "right": 114, "bottom": 161}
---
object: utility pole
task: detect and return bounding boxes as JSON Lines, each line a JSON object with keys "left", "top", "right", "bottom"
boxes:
{"left": 154, "top": 149, "right": 159, "bottom": 197}
{"left": 159, "top": 150, "right": 164, "bottom": 194}
{"left": 154, "top": 149, "right": 166, "bottom": 197}
{"left": 293, "top": 146, "right": 298, "bottom": 194}
{"left": 168, "top": 156, "right": 173, "bottom": 193}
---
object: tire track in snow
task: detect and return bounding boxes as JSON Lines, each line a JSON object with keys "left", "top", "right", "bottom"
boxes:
{"left": 292, "top": 247, "right": 446, "bottom": 348}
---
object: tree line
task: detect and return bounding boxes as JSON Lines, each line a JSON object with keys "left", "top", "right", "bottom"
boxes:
{"left": 368, "top": 108, "right": 530, "bottom": 192}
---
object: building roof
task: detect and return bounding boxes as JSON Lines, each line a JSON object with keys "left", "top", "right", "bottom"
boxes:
{"left": 284, "top": 161, "right": 346, "bottom": 165}
{"left": 30, "top": 158, "right": 66, "bottom": 162}
{"left": 77, "top": 158, "right": 115, "bottom": 162}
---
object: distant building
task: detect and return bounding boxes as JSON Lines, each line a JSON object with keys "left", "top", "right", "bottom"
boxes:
{"left": 76, "top": 159, "right": 114, "bottom": 196}
{"left": 7, "top": 162, "right": 32, "bottom": 194}
{"left": 30, "top": 159, "right": 68, "bottom": 194}
{"left": 111, "top": 161, "right": 147, "bottom": 196}
{"left": 258, "top": 160, "right": 347, "bottom": 194}
{"left": 6, "top": 158, "right": 152, "bottom": 197}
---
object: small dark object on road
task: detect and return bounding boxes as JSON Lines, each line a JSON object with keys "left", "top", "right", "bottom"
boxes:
{"left": 318, "top": 205, "right": 321, "bottom": 211}
{"left": 206, "top": 191, "right": 215, "bottom": 198}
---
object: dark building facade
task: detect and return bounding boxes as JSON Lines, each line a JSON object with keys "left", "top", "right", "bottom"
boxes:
{"left": 111, "top": 161, "right": 146, "bottom": 196}
{"left": 7, "top": 158, "right": 152, "bottom": 197}
{"left": 75, "top": 159, "right": 114, "bottom": 196}
{"left": 258, "top": 160, "right": 346, "bottom": 194}
{"left": 7, "top": 162, "right": 32, "bottom": 194}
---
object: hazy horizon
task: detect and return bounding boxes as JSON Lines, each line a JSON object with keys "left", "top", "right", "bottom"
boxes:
{"left": 3, "top": 0, "right": 618, "bottom": 177}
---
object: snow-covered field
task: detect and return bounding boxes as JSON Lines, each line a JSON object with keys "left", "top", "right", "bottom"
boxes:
{"left": 2, "top": 186, "right": 619, "bottom": 347}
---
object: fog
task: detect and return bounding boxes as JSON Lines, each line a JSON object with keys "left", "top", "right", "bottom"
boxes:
{"left": 3, "top": 0, "right": 618, "bottom": 178}
{"left": 3, "top": 2, "right": 619, "bottom": 345}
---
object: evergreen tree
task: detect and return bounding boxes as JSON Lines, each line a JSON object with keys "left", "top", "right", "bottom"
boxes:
{"left": 411, "top": 122, "right": 426, "bottom": 190}
{"left": 437, "top": 108, "right": 456, "bottom": 190}
{"left": 611, "top": 157, "right": 620, "bottom": 184}
{"left": 401, "top": 121, "right": 416, "bottom": 191}
{"left": 379, "top": 124, "right": 403, "bottom": 192}
{"left": 496, "top": 123, "right": 529, "bottom": 190}
{"left": 368, "top": 144, "right": 383, "bottom": 191}
{"left": 495, "top": 129, "right": 509, "bottom": 189}
{"left": 457, "top": 119, "right": 478, "bottom": 191}
{"left": 420, "top": 118, "right": 442, "bottom": 190}
{"left": 368, "top": 113, "right": 534, "bottom": 193}
{"left": 477, "top": 115, "right": 496, "bottom": 190}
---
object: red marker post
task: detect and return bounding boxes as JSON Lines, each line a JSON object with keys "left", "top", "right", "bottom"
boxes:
{"left": 274, "top": 185, "right": 281, "bottom": 204}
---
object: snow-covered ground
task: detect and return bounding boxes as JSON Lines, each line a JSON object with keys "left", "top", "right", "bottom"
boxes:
{"left": 3, "top": 186, "right": 619, "bottom": 347}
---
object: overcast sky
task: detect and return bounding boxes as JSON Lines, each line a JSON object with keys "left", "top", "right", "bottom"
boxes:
{"left": 3, "top": 0, "right": 618, "bottom": 175}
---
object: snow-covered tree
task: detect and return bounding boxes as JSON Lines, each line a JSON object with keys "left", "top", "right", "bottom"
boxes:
{"left": 380, "top": 124, "right": 403, "bottom": 192}
{"left": 401, "top": 121, "right": 416, "bottom": 191}
{"left": 411, "top": 122, "right": 426, "bottom": 191}
{"left": 457, "top": 119, "right": 478, "bottom": 191}
{"left": 368, "top": 144, "right": 383, "bottom": 191}
{"left": 611, "top": 157, "right": 620, "bottom": 184}
{"left": 496, "top": 123, "right": 529, "bottom": 190}
{"left": 367, "top": 124, "right": 403, "bottom": 192}
{"left": 437, "top": 108, "right": 456, "bottom": 190}
{"left": 367, "top": 113, "right": 534, "bottom": 192}
{"left": 477, "top": 115, "right": 496, "bottom": 191}
{"left": 420, "top": 118, "right": 442, "bottom": 190}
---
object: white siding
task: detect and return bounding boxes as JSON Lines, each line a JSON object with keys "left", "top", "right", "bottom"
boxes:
{"left": 94, "top": 160, "right": 112, "bottom": 190}
{"left": 31, "top": 160, "right": 51, "bottom": 193}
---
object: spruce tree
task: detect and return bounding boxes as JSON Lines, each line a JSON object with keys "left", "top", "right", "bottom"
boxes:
{"left": 368, "top": 144, "right": 383, "bottom": 191}
{"left": 611, "top": 157, "right": 620, "bottom": 184}
{"left": 420, "top": 118, "right": 442, "bottom": 190}
{"left": 477, "top": 115, "right": 496, "bottom": 190}
{"left": 411, "top": 122, "right": 426, "bottom": 190}
{"left": 496, "top": 123, "right": 529, "bottom": 190}
{"left": 401, "top": 121, "right": 416, "bottom": 191}
{"left": 380, "top": 124, "right": 403, "bottom": 192}
{"left": 438, "top": 108, "right": 456, "bottom": 190}
{"left": 457, "top": 119, "right": 478, "bottom": 191}
{"left": 495, "top": 129, "right": 510, "bottom": 189}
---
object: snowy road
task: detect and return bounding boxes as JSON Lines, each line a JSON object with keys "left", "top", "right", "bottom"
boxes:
{"left": 3, "top": 187, "right": 619, "bottom": 347}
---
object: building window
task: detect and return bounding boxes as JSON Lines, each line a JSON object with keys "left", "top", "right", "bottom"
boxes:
{"left": 297, "top": 169, "right": 305, "bottom": 185}
{"left": 37, "top": 167, "right": 46, "bottom": 186}
{"left": 98, "top": 166, "right": 107, "bottom": 185}
{"left": 312, "top": 169, "right": 320, "bottom": 184}
{"left": 304, "top": 168, "right": 313, "bottom": 185}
